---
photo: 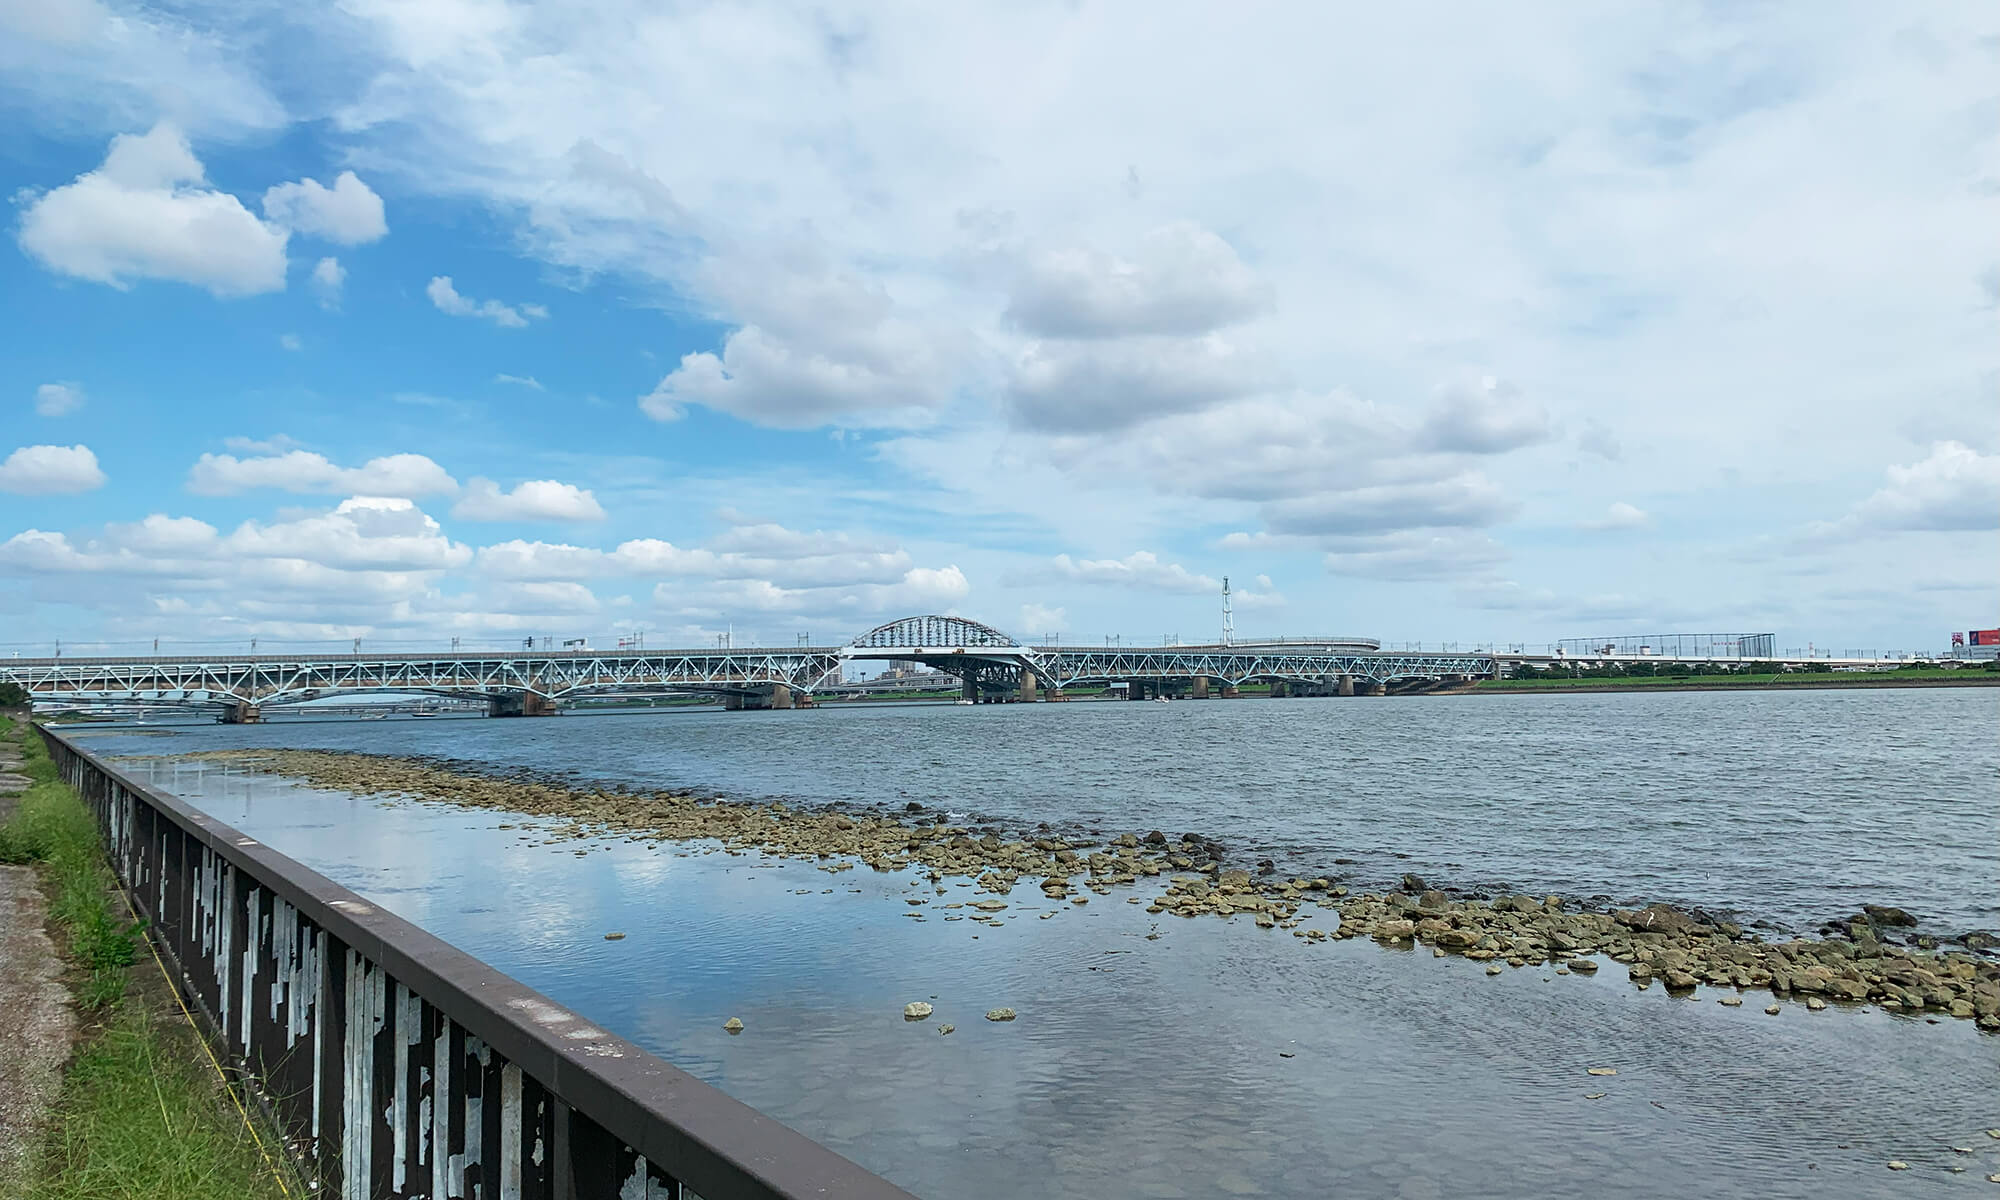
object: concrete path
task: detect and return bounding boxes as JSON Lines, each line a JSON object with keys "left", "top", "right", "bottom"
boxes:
{"left": 0, "top": 729, "right": 77, "bottom": 1186}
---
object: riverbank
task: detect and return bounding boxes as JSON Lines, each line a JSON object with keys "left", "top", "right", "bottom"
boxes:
{"left": 186, "top": 746, "right": 2000, "bottom": 1030}
{"left": 1472, "top": 671, "right": 2000, "bottom": 694}
{"left": 0, "top": 718, "right": 288, "bottom": 1200}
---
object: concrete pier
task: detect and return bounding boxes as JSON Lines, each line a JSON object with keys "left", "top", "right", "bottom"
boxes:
{"left": 1339, "top": 675, "right": 1355, "bottom": 697}
{"left": 1192, "top": 676, "right": 1209, "bottom": 699}
{"left": 219, "top": 701, "right": 263, "bottom": 724}
{"left": 1366, "top": 681, "right": 1388, "bottom": 697}
{"left": 1269, "top": 680, "right": 1290, "bottom": 699}
{"left": 1019, "top": 671, "right": 1038, "bottom": 703}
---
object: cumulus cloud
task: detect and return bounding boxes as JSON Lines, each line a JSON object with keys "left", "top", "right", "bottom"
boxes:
{"left": 223, "top": 497, "right": 470, "bottom": 571}
{"left": 35, "top": 382, "right": 84, "bottom": 417}
{"left": 1007, "top": 335, "right": 1266, "bottom": 433}
{"left": 1414, "top": 376, "right": 1553, "bottom": 454}
{"left": 1006, "top": 223, "right": 1271, "bottom": 338}
{"left": 450, "top": 478, "right": 607, "bottom": 522}
{"left": 1011, "top": 550, "right": 1218, "bottom": 593}
{"left": 0, "top": 444, "right": 106, "bottom": 494}
{"left": 187, "top": 450, "right": 458, "bottom": 497}
{"left": 16, "top": 123, "right": 288, "bottom": 296}
{"left": 1818, "top": 442, "right": 2000, "bottom": 536}
{"left": 262, "top": 172, "right": 388, "bottom": 244}
{"left": 427, "top": 276, "right": 548, "bottom": 328}
{"left": 493, "top": 374, "right": 544, "bottom": 390}
{"left": 1262, "top": 474, "right": 1515, "bottom": 538}
{"left": 310, "top": 257, "right": 345, "bottom": 308}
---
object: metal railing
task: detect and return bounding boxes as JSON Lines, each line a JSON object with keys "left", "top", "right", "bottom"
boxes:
{"left": 41, "top": 727, "right": 915, "bottom": 1200}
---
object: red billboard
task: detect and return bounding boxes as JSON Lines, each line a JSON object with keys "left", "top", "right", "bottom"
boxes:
{"left": 1969, "top": 629, "right": 2000, "bottom": 646}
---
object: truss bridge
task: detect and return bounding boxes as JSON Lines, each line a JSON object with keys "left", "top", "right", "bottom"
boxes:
{"left": 3, "top": 615, "right": 1502, "bottom": 720}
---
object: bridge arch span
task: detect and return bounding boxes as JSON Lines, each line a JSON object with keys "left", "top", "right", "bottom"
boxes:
{"left": 850, "top": 615, "right": 1019, "bottom": 649}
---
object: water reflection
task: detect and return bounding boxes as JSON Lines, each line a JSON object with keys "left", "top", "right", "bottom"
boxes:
{"left": 106, "top": 750, "right": 2000, "bottom": 1200}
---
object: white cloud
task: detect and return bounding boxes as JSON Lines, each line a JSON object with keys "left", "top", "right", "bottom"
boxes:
{"left": 1820, "top": 442, "right": 2000, "bottom": 536}
{"left": 262, "top": 172, "right": 388, "bottom": 245}
{"left": 493, "top": 374, "right": 545, "bottom": 390}
{"left": 1263, "top": 475, "right": 1515, "bottom": 538}
{"left": 279, "top": 333, "right": 303, "bottom": 352}
{"left": 1006, "top": 223, "right": 1271, "bottom": 339}
{"left": 0, "top": 444, "right": 106, "bottom": 494}
{"left": 310, "top": 257, "right": 346, "bottom": 308}
{"left": 16, "top": 123, "right": 288, "bottom": 296}
{"left": 222, "top": 434, "right": 302, "bottom": 455}
{"left": 427, "top": 276, "right": 547, "bottom": 328}
{"left": 1321, "top": 531, "right": 1511, "bottom": 582}
{"left": 451, "top": 478, "right": 607, "bottom": 522}
{"left": 1007, "top": 335, "right": 1268, "bottom": 433}
{"left": 1580, "top": 501, "right": 1650, "bottom": 531}
{"left": 1415, "top": 376, "right": 1553, "bottom": 454}
{"left": 35, "top": 382, "right": 84, "bottom": 417}
{"left": 187, "top": 450, "right": 458, "bottom": 497}
{"left": 1014, "top": 550, "right": 1218, "bottom": 594}
{"left": 223, "top": 497, "right": 470, "bottom": 571}
{"left": 1018, "top": 603, "right": 1066, "bottom": 636}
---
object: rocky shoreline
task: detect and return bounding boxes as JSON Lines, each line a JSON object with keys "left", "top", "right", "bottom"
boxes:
{"left": 183, "top": 748, "right": 2000, "bottom": 1030}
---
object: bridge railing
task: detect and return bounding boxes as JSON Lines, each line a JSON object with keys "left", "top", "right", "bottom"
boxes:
{"left": 40, "top": 726, "right": 914, "bottom": 1200}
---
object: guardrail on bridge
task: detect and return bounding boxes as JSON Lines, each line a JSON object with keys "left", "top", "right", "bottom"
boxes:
{"left": 40, "top": 726, "right": 915, "bottom": 1200}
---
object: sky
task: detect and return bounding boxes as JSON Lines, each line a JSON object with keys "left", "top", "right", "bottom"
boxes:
{"left": 1, "top": 0, "right": 1995, "bottom": 656}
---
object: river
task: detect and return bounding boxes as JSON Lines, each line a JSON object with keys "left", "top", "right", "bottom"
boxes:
{"left": 72, "top": 687, "right": 2000, "bottom": 1198}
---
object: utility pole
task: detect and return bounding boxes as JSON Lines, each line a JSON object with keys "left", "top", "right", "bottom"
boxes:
{"left": 1221, "top": 576, "right": 1234, "bottom": 647}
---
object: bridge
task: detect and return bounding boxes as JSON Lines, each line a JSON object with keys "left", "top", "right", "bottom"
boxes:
{"left": 5, "top": 615, "right": 1907, "bottom": 720}
{"left": 1, "top": 616, "right": 1502, "bottom": 719}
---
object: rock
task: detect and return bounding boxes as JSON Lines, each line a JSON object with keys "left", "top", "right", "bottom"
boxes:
{"left": 1584, "top": 1091, "right": 1607, "bottom": 1100}
{"left": 1418, "top": 890, "right": 1450, "bottom": 912}
{"left": 985, "top": 1007, "right": 1017, "bottom": 1022}
{"left": 1717, "top": 996, "right": 1743, "bottom": 1007}
{"left": 1764, "top": 1004, "right": 1781, "bottom": 1015}
{"left": 1485, "top": 964, "right": 1503, "bottom": 975}
{"left": 1143, "top": 830, "right": 1168, "bottom": 845}
{"left": 1963, "top": 931, "right": 1998, "bottom": 951}
{"left": 1628, "top": 963, "right": 1653, "bottom": 981}
{"left": 1662, "top": 970, "right": 1699, "bottom": 991}
{"left": 903, "top": 1002, "right": 934, "bottom": 1021}
{"left": 1613, "top": 903, "right": 1702, "bottom": 935}
{"left": 1401, "top": 873, "right": 1429, "bottom": 893}
{"left": 1586, "top": 1067, "right": 1617, "bottom": 1077}
{"left": 603, "top": 931, "right": 626, "bottom": 940}
{"left": 938, "top": 1024, "right": 954, "bottom": 1035}
{"left": 723, "top": 1017, "right": 744, "bottom": 1033}
{"left": 1886, "top": 1161, "right": 1908, "bottom": 1171}
{"left": 1567, "top": 958, "right": 1598, "bottom": 973}
{"left": 1805, "top": 996, "right": 1827, "bottom": 1011}
{"left": 1862, "top": 905, "right": 1916, "bottom": 927}
{"left": 1372, "top": 919, "right": 1417, "bottom": 941}
{"left": 970, "top": 899, "right": 1007, "bottom": 911}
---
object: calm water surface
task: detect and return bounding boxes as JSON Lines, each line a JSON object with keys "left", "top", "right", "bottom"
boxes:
{"left": 78, "top": 688, "right": 2000, "bottom": 1199}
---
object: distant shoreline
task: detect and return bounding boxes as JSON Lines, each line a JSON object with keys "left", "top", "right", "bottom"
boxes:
{"left": 1467, "top": 675, "right": 2000, "bottom": 696}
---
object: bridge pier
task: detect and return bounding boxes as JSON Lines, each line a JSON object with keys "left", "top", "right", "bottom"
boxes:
{"left": 1269, "top": 680, "right": 1289, "bottom": 699}
{"left": 1366, "top": 680, "right": 1387, "bottom": 697}
{"left": 1192, "top": 676, "right": 1209, "bottom": 699}
{"left": 489, "top": 692, "right": 558, "bottom": 717}
{"left": 771, "top": 683, "right": 795, "bottom": 710}
{"left": 1338, "top": 675, "right": 1355, "bottom": 697}
{"left": 1221, "top": 684, "right": 1241, "bottom": 698}
{"left": 1018, "top": 671, "right": 1038, "bottom": 703}
{"left": 219, "top": 701, "right": 262, "bottom": 724}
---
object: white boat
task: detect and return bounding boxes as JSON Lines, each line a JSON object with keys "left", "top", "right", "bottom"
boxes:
{"left": 955, "top": 699, "right": 975, "bottom": 705}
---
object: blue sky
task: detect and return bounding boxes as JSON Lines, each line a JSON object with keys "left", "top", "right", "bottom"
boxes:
{"left": 1, "top": 1, "right": 1995, "bottom": 655}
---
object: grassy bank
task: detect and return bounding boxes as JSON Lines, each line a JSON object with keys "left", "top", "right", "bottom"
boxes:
{"left": 0, "top": 717, "right": 290, "bottom": 1200}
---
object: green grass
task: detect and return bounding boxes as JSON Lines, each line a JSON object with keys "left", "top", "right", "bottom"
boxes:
{"left": 22, "top": 1006, "right": 290, "bottom": 1200}
{"left": 0, "top": 719, "right": 141, "bottom": 1010}
{"left": 1, "top": 716, "right": 291, "bottom": 1200}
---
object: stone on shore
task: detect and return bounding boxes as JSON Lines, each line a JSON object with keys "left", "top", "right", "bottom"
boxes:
{"left": 903, "top": 1002, "right": 933, "bottom": 1020}
{"left": 723, "top": 1017, "right": 743, "bottom": 1033}
{"left": 985, "top": 1008, "right": 1017, "bottom": 1021}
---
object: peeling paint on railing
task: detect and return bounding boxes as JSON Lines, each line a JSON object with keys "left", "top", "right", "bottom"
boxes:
{"left": 41, "top": 726, "right": 917, "bottom": 1200}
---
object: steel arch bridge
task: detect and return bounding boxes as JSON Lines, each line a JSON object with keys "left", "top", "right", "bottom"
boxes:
{"left": 838, "top": 615, "right": 1495, "bottom": 699}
